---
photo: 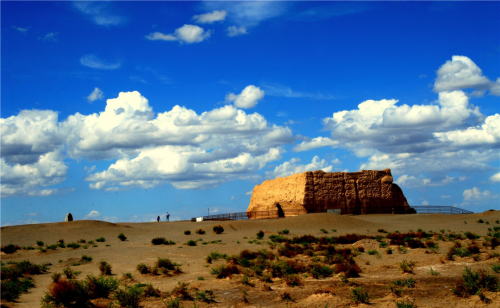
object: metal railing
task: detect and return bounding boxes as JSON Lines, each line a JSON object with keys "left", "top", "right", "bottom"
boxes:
{"left": 411, "top": 206, "right": 473, "bottom": 214}
{"left": 191, "top": 205, "right": 473, "bottom": 221}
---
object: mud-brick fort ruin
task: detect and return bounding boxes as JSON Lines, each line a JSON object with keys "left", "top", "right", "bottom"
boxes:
{"left": 247, "top": 169, "right": 410, "bottom": 218}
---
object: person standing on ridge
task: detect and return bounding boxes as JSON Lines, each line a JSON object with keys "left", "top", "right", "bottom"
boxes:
{"left": 166, "top": 212, "right": 170, "bottom": 221}
{"left": 157, "top": 215, "right": 160, "bottom": 222}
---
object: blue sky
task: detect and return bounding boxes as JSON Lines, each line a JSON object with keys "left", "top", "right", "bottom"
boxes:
{"left": 2, "top": 1, "right": 499, "bottom": 226}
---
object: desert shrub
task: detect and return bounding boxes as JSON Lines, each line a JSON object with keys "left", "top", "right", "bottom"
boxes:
{"left": 172, "top": 282, "right": 191, "bottom": 300}
{"left": 186, "top": 240, "right": 197, "bottom": 246}
{"left": 114, "top": 285, "right": 143, "bottom": 308}
{"left": 122, "top": 272, "right": 133, "bottom": 280}
{"left": 136, "top": 263, "right": 149, "bottom": 274}
{"left": 379, "top": 242, "right": 389, "bottom": 248}
{"left": 195, "top": 228, "right": 206, "bottom": 235}
{"left": 257, "top": 230, "right": 264, "bottom": 239}
{"left": 320, "top": 229, "right": 328, "bottom": 234}
{"left": 1, "top": 244, "right": 21, "bottom": 254}
{"left": 333, "top": 233, "right": 369, "bottom": 244}
{"left": 269, "top": 235, "right": 286, "bottom": 243}
{"left": 308, "top": 263, "right": 333, "bottom": 279}
{"left": 194, "top": 290, "right": 216, "bottom": 303}
{"left": 81, "top": 255, "right": 93, "bottom": 262}
{"left": 393, "top": 278, "right": 416, "bottom": 288}
{"left": 98, "top": 260, "right": 112, "bottom": 275}
{"left": 351, "top": 286, "right": 369, "bottom": 304}
{"left": 399, "top": 260, "right": 416, "bottom": 273}
{"left": 143, "top": 283, "right": 161, "bottom": 297}
{"left": 430, "top": 267, "right": 440, "bottom": 275}
{"left": 478, "top": 219, "right": 484, "bottom": 223}
{"left": 118, "top": 233, "right": 127, "bottom": 241}
{"left": 77, "top": 239, "right": 86, "bottom": 244}
{"left": 282, "top": 229, "right": 290, "bottom": 234}
{"left": 51, "top": 272, "right": 62, "bottom": 283}
{"left": 464, "top": 232, "right": 480, "bottom": 240}
{"left": 213, "top": 225, "right": 224, "bottom": 234}
{"left": 184, "top": 230, "right": 191, "bottom": 235}
{"left": 492, "top": 264, "right": 500, "bottom": 273}
{"left": 96, "top": 237, "right": 105, "bottom": 242}
{"left": 41, "top": 279, "right": 89, "bottom": 307}
{"left": 387, "top": 247, "right": 393, "bottom": 254}
{"left": 335, "top": 262, "right": 361, "bottom": 278}
{"left": 210, "top": 264, "right": 238, "bottom": 278}
{"left": 368, "top": 249, "right": 378, "bottom": 255}
{"left": 241, "top": 274, "right": 254, "bottom": 286}
{"left": 156, "top": 257, "right": 177, "bottom": 271}
{"left": 396, "top": 298, "right": 416, "bottom": 308}
{"left": 284, "top": 274, "right": 303, "bottom": 287}
{"left": 1, "top": 277, "right": 35, "bottom": 301}
{"left": 67, "top": 242, "right": 81, "bottom": 249}
{"left": 151, "top": 237, "right": 165, "bottom": 245}
{"left": 452, "top": 266, "right": 499, "bottom": 297}
{"left": 36, "top": 240, "right": 44, "bottom": 246}
{"left": 63, "top": 267, "right": 81, "bottom": 279}
{"left": 357, "top": 246, "right": 365, "bottom": 253}
{"left": 208, "top": 251, "right": 227, "bottom": 261}
{"left": 86, "top": 274, "right": 119, "bottom": 299}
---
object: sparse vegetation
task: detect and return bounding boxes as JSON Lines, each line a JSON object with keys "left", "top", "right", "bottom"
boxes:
{"left": 213, "top": 224, "right": 224, "bottom": 234}
{"left": 118, "top": 233, "right": 127, "bottom": 241}
{"left": 195, "top": 228, "right": 206, "bottom": 235}
{"left": 114, "top": 285, "right": 143, "bottom": 308}
{"left": 399, "top": 260, "right": 416, "bottom": 273}
{"left": 452, "top": 266, "right": 499, "bottom": 297}
{"left": 351, "top": 286, "right": 369, "bottom": 304}
{"left": 98, "top": 260, "right": 112, "bottom": 275}
{"left": 96, "top": 237, "right": 105, "bottom": 242}
{"left": 186, "top": 239, "right": 197, "bottom": 246}
{"left": 256, "top": 230, "right": 264, "bottom": 239}
{"left": 184, "top": 230, "right": 191, "bottom": 235}
{"left": 1, "top": 244, "right": 21, "bottom": 254}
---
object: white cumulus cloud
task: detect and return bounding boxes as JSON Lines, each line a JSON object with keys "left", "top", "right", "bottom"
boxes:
{"left": 293, "top": 137, "right": 339, "bottom": 152}
{"left": 87, "top": 87, "right": 104, "bottom": 103}
{"left": 226, "top": 85, "right": 264, "bottom": 109}
{"left": 490, "top": 172, "right": 500, "bottom": 182}
{"left": 80, "top": 55, "right": 120, "bottom": 70}
{"left": 193, "top": 10, "right": 227, "bottom": 24}
{"left": 463, "top": 187, "right": 498, "bottom": 202}
{"left": 434, "top": 55, "right": 499, "bottom": 96}
{"left": 73, "top": 2, "right": 124, "bottom": 26}
{"left": 146, "top": 25, "right": 211, "bottom": 44}
{"left": 226, "top": 26, "right": 247, "bottom": 37}
{"left": 264, "top": 156, "right": 333, "bottom": 179}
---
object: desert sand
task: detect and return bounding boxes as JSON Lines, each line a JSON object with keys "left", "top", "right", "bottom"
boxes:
{"left": 1, "top": 211, "right": 500, "bottom": 307}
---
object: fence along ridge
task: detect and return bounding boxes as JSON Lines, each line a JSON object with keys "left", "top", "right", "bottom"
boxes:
{"left": 191, "top": 205, "right": 473, "bottom": 221}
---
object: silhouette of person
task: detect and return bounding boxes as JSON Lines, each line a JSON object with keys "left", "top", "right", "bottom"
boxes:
{"left": 157, "top": 215, "right": 160, "bottom": 222}
{"left": 166, "top": 212, "right": 170, "bottom": 221}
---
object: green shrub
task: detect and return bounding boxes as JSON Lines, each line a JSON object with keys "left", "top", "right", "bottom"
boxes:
{"left": 143, "top": 283, "right": 161, "bottom": 297}
{"left": 396, "top": 298, "right": 416, "bottom": 308}
{"left": 67, "top": 242, "right": 81, "bottom": 249}
{"left": 86, "top": 274, "right": 119, "bottom": 299}
{"left": 186, "top": 240, "right": 197, "bottom": 246}
{"left": 282, "top": 229, "right": 290, "bottom": 234}
{"left": 491, "top": 264, "right": 500, "bottom": 273}
{"left": 379, "top": 242, "right": 388, "bottom": 248}
{"left": 98, "top": 260, "right": 112, "bottom": 275}
{"left": 81, "top": 255, "right": 93, "bottom": 262}
{"left": 136, "top": 263, "right": 149, "bottom": 274}
{"left": 1, "top": 244, "right": 21, "bottom": 254}
{"left": 351, "top": 286, "right": 369, "bottom": 304}
{"left": 256, "top": 230, "right": 264, "bottom": 239}
{"left": 393, "top": 278, "right": 416, "bottom": 288}
{"left": 368, "top": 249, "right": 378, "bottom": 255}
{"left": 122, "top": 272, "right": 133, "bottom": 280}
{"left": 51, "top": 272, "right": 62, "bottom": 283}
{"left": 320, "top": 229, "right": 328, "bottom": 234}
{"left": 308, "top": 263, "right": 333, "bottom": 279}
{"left": 195, "top": 229, "right": 206, "bottom": 235}
{"left": 172, "top": 282, "right": 191, "bottom": 300}
{"left": 40, "top": 279, "right": 90, "bottom": 307}
{"left": 36, "top": 241, "right": 44, "bottom": 246}
{"left": 184, "top": 230, "right": 191, "bottom": 235}
{"left": 1, "top": 277, "right": 35, "bottom": 301}
{"left": 114, "top": 285, "right": 143, "bottom": 308}
{"left": 283, "top": 274, "right": 303, "bottom": 287}
{"left": 63, "top": 267, "right": 81, "bottom": 279}
{"left": 478, "top": 219, "right": 484, "bottom": 223}
{"left": 430, "top": 267, "right": 440, "bottom": 276}
{"left": 197, "top": 276, "right": 205, "bottom": 280}
{"left": 194, "top": 290, "right": 216, "bottom": 303}
{"left": 452, "top": 266, "right": 499, "bottom": 297}
{"left": 77, "top": 239, "right": 86, "bottom": 244}
{"left": 213, "top": 225, "right": 224, "bottom": 234}
{"left": 399, "top": 260, "right": 416, "bottom": 273}
{"left": 96, "top": 237, "right": 105, "bottom": 242}
{"left": 118, "top": 233, "right": 127, "bottom": 241}
{"left": 151, "top": 237, "right": 165, "bottom": 245}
